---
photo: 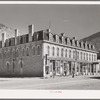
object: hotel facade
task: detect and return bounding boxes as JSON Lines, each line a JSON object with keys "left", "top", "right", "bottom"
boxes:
{"left": 0, "top": 24, "right": 98, "bottom": 77}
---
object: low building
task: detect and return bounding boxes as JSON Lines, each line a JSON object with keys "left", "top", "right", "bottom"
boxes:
{"left": 0, "top": 24, "right": 98, "bottom": 77}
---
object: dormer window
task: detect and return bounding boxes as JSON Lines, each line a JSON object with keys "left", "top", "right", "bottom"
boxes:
{"left": 59, "top": 37, "right": 62, "bottom": 43}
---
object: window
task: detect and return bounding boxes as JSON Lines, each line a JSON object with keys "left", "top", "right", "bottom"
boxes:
{"left": 12, "top": 60, "right": 15, "bottom": 74}
{"left": 65, "top": 49, "right": 67, "bottom": 57}
{"left": 61, "top": 48, "right": 64, "bottom": 57}
{"left": 6, "top": 62, "right": 10, "bottom": 73}
{"left": 84, "top": 53, "right": 85, "bottom": 60}
{"left": 32, "top": 47, "right": 35, "bottom": 55}
{"left": 4, "top": 51, "right": 6, "bottom": 59}
{"left": 16, "top": 49, "right": 19, "bottom": 57}
{"left": 26, "top": 47, "right": 29, "bottom": 56}
{"left": 22, "top": 48, "right": 25, "bottom": 56}
{"left": 47, "top": 46, "right": 50, "bottom": 56}
{"left": 19, "top": 59, "right": 24, "bottom": 74}
{"left": 37, "top": 45, "right": 40, "bottom": 55}
{"left": 92, "top": 54, "right": 93, "bottom": 61}
{"left": 69, "top": 50, "right": 71, "bottom": 58}
{"left": 73, "top": 51, "right": 75, "bottom": 59}
{"left": 12, "top": 49, "right": 15, "bottom": 58}
{"left": 77, "top": 51, "right": 79, "bottom": 59}
{"left": 57, "top": 48, "right": 59, "bottom": 57}
{"left": 81, "top": 52, "right": 82, "bottom": 60}
{"left": 89, "top": 54, "right": 91, "bottom": 61}
{"left": 94, "top": 55, "right": 97, "bottom": 61}
{"left": 52, "top": 47, "right": 55, "bottom": 56}
{"left": 6, "top": 50, "right": 9, "bottom": 58}
{"left": 0, "top": 51, "right": 1, "bottom": 59}
{"left": 86, "top": 53, "right": 88, "bottom": 60}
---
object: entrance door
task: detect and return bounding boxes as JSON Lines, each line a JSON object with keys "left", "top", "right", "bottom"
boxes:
{"left": 56, "top": 61, "right": 60, "bottom": 75}
{"left": 69, "top": 61, "right": 71, "bottom": 75}
{"left": 53, "top": 61, "right": 55, "bottom": 72}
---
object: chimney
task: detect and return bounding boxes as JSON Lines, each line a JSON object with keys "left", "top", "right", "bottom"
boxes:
{"left": 47, "top": 29, "right": 51, "bottom": 33}
{"left": 15, "top": 29, "right": 19, "bottom": 45}
{"left": 2, "top": 33, "right": 6, "bottom": 47}
{"left": 73, "top": 37, "right": 76, "bottom": 40}
{"left": 61, "top": 33, "right": 65, "bottom": 36}
{"left": 28, "top": 24, "right": 34, "bottom": 42}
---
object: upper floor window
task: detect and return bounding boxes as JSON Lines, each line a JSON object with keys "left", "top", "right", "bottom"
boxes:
{"left": 37, "top": 45, "right": 40, "bottom": 55}
{"left": 69, "top": 50, "right": 71, "bottom": 58}
{"left": 86, "top": 53, "right": 88, "bottom": 60}
{"left": 6, "top": 50, "right": 9, "bottom": 58}
{"left": 32, "top": 46, "right": 35, "bottom": 55}
{"left": 81, "top": 52, "right": 82, "bottom": 60}
{"left": 57, "top": 48, "right": 59, "bottom": 57}
{"left": 65, "top": 49, "right": 67, "bottom": 57}
{"left": 84, "top": 53, "right": 85, "bottom": 60}
{"left": 94, "top": 55, "right": 97, "bottom": 61}
{"left": 22, "top": 48, "right": 25, "bottom": 56}
{"left": 92, "top": 54, "right": 93, "bottom": 61}
{"left": 26, "top": 47, "right": 29, "bottom": 56}
{"left": 12, "top": 49, "right": 15, "bottom": 58}
{"left": 61, "top": 48, "right": 64, "bottom": 57}
{"left": 16, "top": 49, "right": 19, "bottom": 57}
{"left": 73, "top": 51, "right": 75, "bottom": 59}
{"left": 89, "top": 54, "right": 91, "bottom": 61}
{"left": 77, "top": 51, "right": 79, "bottom": 59}
{"left": 52, "top": 47, "right": 55, "bottom": 56}
{"left": 4, "top": 51, "right": 6, "bottom": 59}
{"left": 0, "top": 51, "right": 2, "bottom": 59}
{"left": 47, "top": 46, "right": 50, "bottom": 56}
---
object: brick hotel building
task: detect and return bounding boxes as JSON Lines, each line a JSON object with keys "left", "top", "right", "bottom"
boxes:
{"left": 0, "top": 24, "right": 98, "bottom": 77}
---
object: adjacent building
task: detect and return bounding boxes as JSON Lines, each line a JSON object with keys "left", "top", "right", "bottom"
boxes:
{"left": 0, "top": 24, "right": 98, "bottom": 77}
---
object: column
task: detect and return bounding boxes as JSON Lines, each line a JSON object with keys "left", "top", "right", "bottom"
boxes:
{"left": 78, "top": 62, "right": 80, "bottom": 75}
{"left": 74, "top": 62, "right": 77, "bottom": 76}
{"left": 43, "top": 57, "right": 46, "bottom": 77}
{"left": 89, "top": 64, "right": 92, "bottom": 75}
{"left": 95, "top": 64, "right": 98, "bottom": 75}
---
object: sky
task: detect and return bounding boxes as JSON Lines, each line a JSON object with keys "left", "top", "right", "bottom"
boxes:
{"left": 0, "top": 4, "right": 100, "bottom": 39}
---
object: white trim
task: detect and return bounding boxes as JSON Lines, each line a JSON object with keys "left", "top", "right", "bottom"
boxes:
{"left": 0, "top": 1, "right": 100, "bottom": 5}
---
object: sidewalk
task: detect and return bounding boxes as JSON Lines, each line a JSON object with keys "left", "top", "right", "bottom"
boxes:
{"left": 0, "top": 74, "right": 99, "bottom": 81}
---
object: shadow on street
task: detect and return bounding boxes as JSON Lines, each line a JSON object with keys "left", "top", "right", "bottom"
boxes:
{"left": 89, "top": 76, "right": 100, "bottom": 80}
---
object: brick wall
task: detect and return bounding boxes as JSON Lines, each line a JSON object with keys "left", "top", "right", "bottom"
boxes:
{"left": 0, "top": 40, "right": 43, "bottom": 77}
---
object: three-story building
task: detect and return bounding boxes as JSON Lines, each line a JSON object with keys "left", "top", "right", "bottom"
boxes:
{"left": 0, "top": 24, "right": 98, "bottom": 77}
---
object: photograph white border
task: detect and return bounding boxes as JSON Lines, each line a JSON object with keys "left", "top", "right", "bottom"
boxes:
{"left": 0, "top": 1, "right": 100, "bottom": 99}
